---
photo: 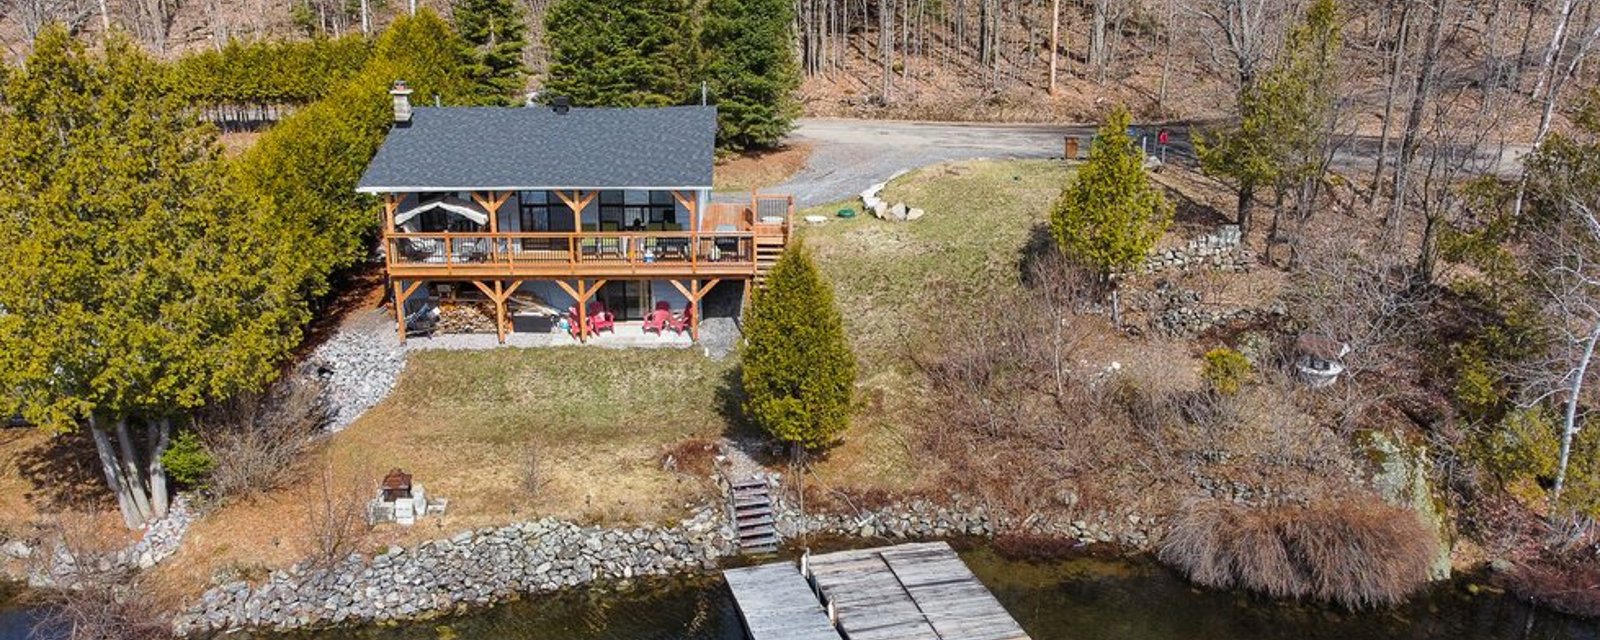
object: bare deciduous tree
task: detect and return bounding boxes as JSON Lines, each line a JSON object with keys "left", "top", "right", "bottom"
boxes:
{"left": 303, "top": 465, "right": 372, "bottom": 570}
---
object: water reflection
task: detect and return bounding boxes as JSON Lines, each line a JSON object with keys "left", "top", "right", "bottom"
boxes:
{"left": 10, "top": 547, "right": 1598, "bottom": 640}
{"left": 264, "top": 575, "right": 745, "bottom": 640}
{"left": 961, "top": 548, "right": 1600, "bottom": 640}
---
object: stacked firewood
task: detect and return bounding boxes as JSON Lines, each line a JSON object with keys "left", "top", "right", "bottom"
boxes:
{"left": 436, "top": 301, "right": 497, "bottom": 334}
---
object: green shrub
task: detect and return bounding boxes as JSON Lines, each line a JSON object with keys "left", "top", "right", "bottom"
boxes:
{"left": 1201, "top": 347, "right": 1251, "bottom": 396}
{"left": 741, "top": 241, "right": 857, "bottom": 451}
{"left": 161, "top": 430, "right": 216, "bottom": 488}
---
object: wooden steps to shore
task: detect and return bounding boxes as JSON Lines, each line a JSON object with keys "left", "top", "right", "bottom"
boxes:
{"left": 730, "top": 477, "right": 780, "bottom": 554}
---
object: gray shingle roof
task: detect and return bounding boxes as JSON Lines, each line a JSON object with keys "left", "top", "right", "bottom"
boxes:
{"left": 356, "top": 105, "right": 716, "bottom": 192}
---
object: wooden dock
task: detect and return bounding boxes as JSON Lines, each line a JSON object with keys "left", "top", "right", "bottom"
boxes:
{"left": 723, "top": 541, "right": 1031, "bottom": 640}
{"left": 722, "top": 562, "right": 842, "bottom": 640}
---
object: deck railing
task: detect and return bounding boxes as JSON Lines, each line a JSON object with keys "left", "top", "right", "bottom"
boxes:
{"left": 381, "top": 193, "right": 794, "bottom": 278}
{"left": 384, "top": 230, "right": 759, "bottom": 276}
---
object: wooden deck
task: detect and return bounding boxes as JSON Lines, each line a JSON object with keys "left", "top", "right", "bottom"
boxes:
{"left": 724, "top": 542, "right": 1031, "bottom": 640}
{"left": 723, "top": 563, "right": 842, "bottom": 640}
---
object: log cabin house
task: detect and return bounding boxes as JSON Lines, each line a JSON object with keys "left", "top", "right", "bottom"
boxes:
{"left": 358, "top": 82, "right": 793, "bottom": 343}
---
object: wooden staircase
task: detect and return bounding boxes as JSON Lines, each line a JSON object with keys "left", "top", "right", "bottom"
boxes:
{"left": 754, "top": 236, "right": 786, "bottom": 286}
{"left": 730, "top": 477, "right": 780, "bottom": 554}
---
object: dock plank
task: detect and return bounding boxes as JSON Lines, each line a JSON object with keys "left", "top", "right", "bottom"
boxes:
{"left": 807, "top": 542, "right": 1032, "bottom": 640}
{"left": 723, "top": 563, "right": 843, "bottom": 640}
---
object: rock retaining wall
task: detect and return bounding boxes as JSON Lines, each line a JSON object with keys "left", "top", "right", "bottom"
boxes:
{"left": 173, "top": 509, "right": 732, "bottom": 636}
{"left": 176, "top": 487, "right": 1161, "bottom": 635}
{"left": 1144, "top": 225, "right": 1251, "bottom": 274}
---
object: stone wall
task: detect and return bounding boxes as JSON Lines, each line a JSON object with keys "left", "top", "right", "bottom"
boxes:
{"left": 1144, "top": 225, "right": 1251, "bottom": 274}
{"left": 173, "top": 509, "right": 732, "bottom": 636}
{"left": 173, "top": 487, "right": 1167, "bottom": 636}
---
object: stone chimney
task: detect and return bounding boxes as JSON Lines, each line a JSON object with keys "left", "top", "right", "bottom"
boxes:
{"left": 390, "top": 80, "right": 414, "bottom": 124}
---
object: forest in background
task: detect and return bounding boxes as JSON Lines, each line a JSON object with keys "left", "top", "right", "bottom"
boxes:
{"left": 2, "top": 0, "right": 1594, "bottom": 125}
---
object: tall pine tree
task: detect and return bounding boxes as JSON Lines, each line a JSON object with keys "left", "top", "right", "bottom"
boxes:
{"left": 741, "top": 242, "right": 857, "bottom": 451}
{"left": 703, "top": 0, "right": 801, "bottom": 150}
{"left": 543, "top": 0, "right": 696, "bottom": 107}
{"left": 452, "top": 0, "right": 527, "bottom": 103}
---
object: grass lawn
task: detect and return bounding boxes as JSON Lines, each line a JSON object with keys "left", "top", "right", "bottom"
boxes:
{"left": 151, "top": 347, "right": 731, "bottom": 600}
{"left": 795, "top": 159, "right": 1074, "bottom": 492}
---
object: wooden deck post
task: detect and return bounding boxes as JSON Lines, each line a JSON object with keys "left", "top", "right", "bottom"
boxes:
{"left": 472, "top": 191, "right": 512, "bottom": 261}
{"left": 554, "top": 279, "right": 605, "bottom": 343}
{"left": 470, "top": 279, "right": 524, "bottom": 344}
{"left": 669, "top": 278, "right": 720, "bottom": 342}
{"left": 555, "top": 190, "right": 597, "bottom": 264}
{"left": 392, "top": 279, "right": 424, "bottom": 343}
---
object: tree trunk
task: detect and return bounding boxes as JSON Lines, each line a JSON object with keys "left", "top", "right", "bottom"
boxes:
{"left": 90, "top": 416, "right": 142, "bottom": 529}
{"left": 1048, "top": 0, "right": 1060, "bottom": 94}
{"left": 1091, "top": 0, "right": 1108, "bottom": 83}
{"left": 879, "top": 0, "right": 892, "bottom": 102}
{"left": 1237, "top": 178, "right": 1255, "bottom": 235}
{"left": 1388, "top": 0, "right": 1445, "bottom": 229}
{"left": 147, "top": 418, "right": 173, "bottom": 520}
{"left": 1370, "top": 0, "right": 1412, "bottom": 209}
{"left": 114, "top": 417, "right": 155, "bottom": 524}
{"left": 1552, "top": 319, "right": 1600, "bottom": 507}
{"left": 1415, "top": 211, "right": 1441, "bottom": 282}
{"left": 1533, "top": 0, "right": 1580, "bottom": 100}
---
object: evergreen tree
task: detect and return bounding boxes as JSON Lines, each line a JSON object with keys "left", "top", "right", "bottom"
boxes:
{"left": 543, "top": 0, "right": 696, "bottom": 107}
{"left": 741, "top": 242, "right": 857, "bottom": 451}
{"left": 1052, "top": 105, "right": 1173, "bottom": 282}
{"left": 236, "top": 10, "right": 474, "bottom": 303}
{"left": 452, "top": 0, "right": 527, "bottom": 103}
{"left": 703, "top": 0, "right": 801, "bottom": 150}
{"left": 0, "top": 28, "right": 301, "bottom": 528}
{"left": 1197, "top": 0, "right": 1342, "bottom": 238}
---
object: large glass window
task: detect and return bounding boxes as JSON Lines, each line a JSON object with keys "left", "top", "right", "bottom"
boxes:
{"left": 518, "top": 190, "right": 553, "bottom": 231}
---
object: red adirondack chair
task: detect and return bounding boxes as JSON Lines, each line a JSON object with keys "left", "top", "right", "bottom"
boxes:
{"left": 667, "top": 303, "right": 695, "bottom": 335}
{"left": 643, "top": 308, "right": 672, "bottom": 334}
{"left": 586, "top": 301, "right": 616, "bottom": 334}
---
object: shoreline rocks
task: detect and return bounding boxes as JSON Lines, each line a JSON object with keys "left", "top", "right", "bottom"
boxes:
{"left": 172, "top": 491, "right": 1160, "bottom": 636}
{"left": 173, "top": 508, "right": 733, "bottom": 636}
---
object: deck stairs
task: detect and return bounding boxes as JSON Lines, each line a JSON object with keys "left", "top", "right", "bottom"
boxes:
{"left": 753, "top": 237, "right": 786, "bottom": 286}
{"left": 730, "top": 476, "right": 780, "bottom": 554}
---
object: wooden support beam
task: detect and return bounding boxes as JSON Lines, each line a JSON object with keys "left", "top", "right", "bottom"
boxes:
{"left": 392, "top": 279, "right": 424, "bottom": 343}
{"left": 553, "top": 278, "right": 605, "bottom": 342}
{"left": 468, "top": 280, "right": 508, "bottom": 343}
{"left": 471, "top": 190, "right": 512, "bottom": 234}
{"left": 383, "top": 194, "right": 401, "bottom": 268}
{"left": 668, "top": 278, "right": 720, "bottom": 341}
{"left": 493, "top": 281, "right": 506, "bottom": 343}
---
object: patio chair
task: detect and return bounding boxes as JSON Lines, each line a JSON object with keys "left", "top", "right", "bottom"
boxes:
{"left": 643, "top": 307, "right": 672, "bottom": 335}
{"left": 667, "top": 303, "right": 694, "bottom": 335}
{"left": 455, "top": 238, "right": 488, "bottom": 262}
{"left": 586, "top": 301, "right": 616, "bottom": 334}
{"left": 401, "top": 237, "right": 440, "bottom": 262}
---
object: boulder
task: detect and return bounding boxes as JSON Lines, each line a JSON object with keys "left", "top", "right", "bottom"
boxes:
{"left": 889, "top": 202, "right": 908, "bottom": 221}
{"left": 905, "top": 207, "right": 925, "bottom": 221}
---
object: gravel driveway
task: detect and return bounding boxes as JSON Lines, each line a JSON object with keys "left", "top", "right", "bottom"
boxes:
{"left": 763, "top": 117, "right": 1528, "bottom": 208}
{"left": 771, "top": 118, "right": 1104, "bottom": 206}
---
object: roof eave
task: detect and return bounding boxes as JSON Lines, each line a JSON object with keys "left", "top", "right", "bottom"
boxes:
{"left": 356, "top": 185, "right": 715, "bottom": 194}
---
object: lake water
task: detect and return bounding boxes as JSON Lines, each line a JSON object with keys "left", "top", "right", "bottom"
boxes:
{"left": 7, "top": 547, "right": 1600, "bottom": 640}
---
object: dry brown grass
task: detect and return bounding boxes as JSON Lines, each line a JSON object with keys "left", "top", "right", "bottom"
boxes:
{"left": 1159, "top": 499, "right": 1437, "bottom": 608}
{"left": 148, "top": 346, "right": 729, "bottom": 601}
{"left": 713, "top": 142, "right": 812, "bottom": 192}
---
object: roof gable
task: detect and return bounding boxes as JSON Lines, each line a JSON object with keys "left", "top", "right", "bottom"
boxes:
{"left": 357, "top": 105, "right": 716, "bottom": 192}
